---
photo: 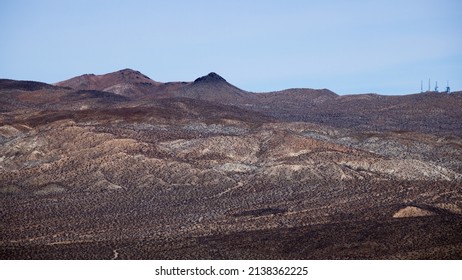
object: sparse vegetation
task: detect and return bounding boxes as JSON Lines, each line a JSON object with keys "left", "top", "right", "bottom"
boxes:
{"left": 1, "top": 72, "right": 461, "bottom": 259}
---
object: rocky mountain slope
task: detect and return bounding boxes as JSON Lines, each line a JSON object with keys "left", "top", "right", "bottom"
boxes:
{"left": 55, "top": 69, "right": 462, "bottom": 136}
{"left": 56, "top": 69, "right": 161, "bottom": 98}
{"left": 1, "top": 71, "right": 461, "bottom": 259}
{"left": 172, "top": 72, "right": 254, "bottom": 104}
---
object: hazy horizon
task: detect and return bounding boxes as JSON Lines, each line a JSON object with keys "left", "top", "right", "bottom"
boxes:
{"left": 1, "top": 0, "right": 461, "bottom": 95}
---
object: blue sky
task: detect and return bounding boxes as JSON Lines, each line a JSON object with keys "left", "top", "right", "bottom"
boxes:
{"left": 1, "top": 0, "right": 461, "bottom": 95}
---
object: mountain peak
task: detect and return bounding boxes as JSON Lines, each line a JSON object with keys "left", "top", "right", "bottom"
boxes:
{"left": 113, "top": 68, "right": 152, "bottom": 79}
{"left": 55, "top": 68, "right": 160, "bottom": 97}
{"left": 117, "top": 68, "right": 139, "bottom": 74}
{"left": 194, "top": 72, "right": 227, "bottom": 83}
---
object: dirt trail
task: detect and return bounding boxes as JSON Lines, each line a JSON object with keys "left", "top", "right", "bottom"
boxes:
{"left": 111, "top": 249, "right": 119, "bottom": 260}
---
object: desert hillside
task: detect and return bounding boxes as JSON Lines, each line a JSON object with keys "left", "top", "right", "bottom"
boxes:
{"left": 1, "top": 71, "right": 461, "bottom": 259}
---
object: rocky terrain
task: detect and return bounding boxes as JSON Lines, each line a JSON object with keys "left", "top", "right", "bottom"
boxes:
{"left": 1, "top": 70, "right": 461, "bottom": 259}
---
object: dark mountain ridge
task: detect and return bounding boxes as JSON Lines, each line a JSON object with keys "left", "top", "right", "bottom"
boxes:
{"left": 172, "top": 72, "right": 251, "bottom": 104}
{"left": 3, "top": 69, "right": 461, "bottom": 135}
{"left": 193, "top": 72, "right": 227, "bottom": 83}
{"left": 0, "top": 79, "right": 59, "bottom": 91}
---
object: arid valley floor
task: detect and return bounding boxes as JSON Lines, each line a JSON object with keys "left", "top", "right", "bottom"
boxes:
{"left": 1, "top": 69, "right": 461, "bottom": 259}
